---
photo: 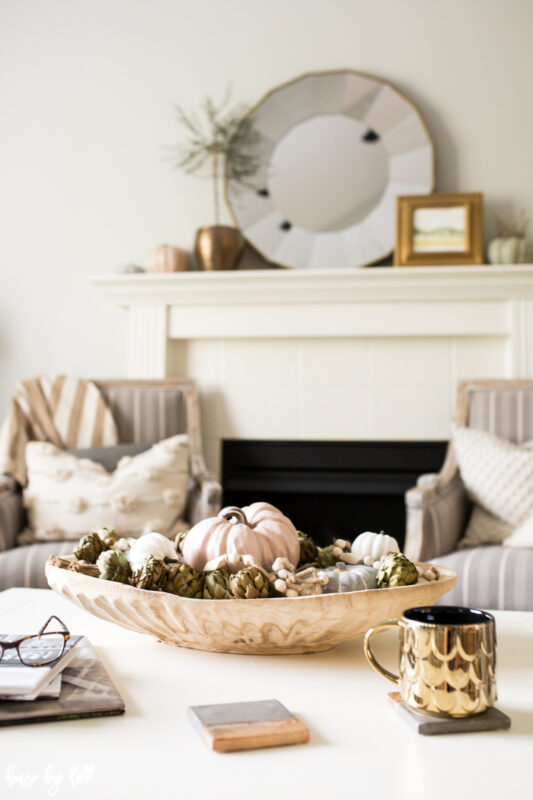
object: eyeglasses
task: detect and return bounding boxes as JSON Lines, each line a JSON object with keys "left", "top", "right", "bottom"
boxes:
{"left": 0, "top": 616, "right": 70, "bottom": 667}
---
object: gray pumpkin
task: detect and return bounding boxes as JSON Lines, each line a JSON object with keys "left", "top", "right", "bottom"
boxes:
{"left": 322, "top": 563, "right": 378, "bottom": 593}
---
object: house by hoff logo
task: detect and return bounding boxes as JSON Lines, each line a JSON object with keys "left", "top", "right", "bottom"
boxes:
{"left": 5, "top": 764, "right": 95, "bottom": 796}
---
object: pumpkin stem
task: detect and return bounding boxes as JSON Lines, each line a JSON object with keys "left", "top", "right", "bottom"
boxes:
{"left": 219, "top": 506, "right": 248, "bottom": 525}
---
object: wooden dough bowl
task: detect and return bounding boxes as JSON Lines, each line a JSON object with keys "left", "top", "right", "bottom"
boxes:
{"left": 45, "top": 561, "right": 456, "bottom": 655}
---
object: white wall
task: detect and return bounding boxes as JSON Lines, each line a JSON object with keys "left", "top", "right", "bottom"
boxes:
{"left": 1, "top": 0, "right": 532, "bottom": 418}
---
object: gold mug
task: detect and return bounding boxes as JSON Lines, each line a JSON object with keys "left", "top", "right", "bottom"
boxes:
{"left": 364, "top": 606, "right": 497, "bottom": 718}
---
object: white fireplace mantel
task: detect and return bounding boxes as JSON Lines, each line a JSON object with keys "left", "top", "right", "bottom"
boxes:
{"left": 91, "top": 265, "right": 533, "bottom": 376}
{"left": 91, "top": 264, "right": 533, "bottom": 307}
{"left": 91, "top": 265, "right": 533, "bottom": 474}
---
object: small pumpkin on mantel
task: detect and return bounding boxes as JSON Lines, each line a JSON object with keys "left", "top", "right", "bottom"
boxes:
{"left": 182, "top": 503, "right": 300, "bottom": 572}
{"left": 487, "top": 236, "right": 526, "bottom": 264}
{"left": 147, "top": 243, "right": 188, "bottom": 273}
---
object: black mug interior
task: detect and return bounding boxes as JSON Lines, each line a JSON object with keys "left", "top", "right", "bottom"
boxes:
{"left": 403, "top": 606, "right": 494, "bottom": 626}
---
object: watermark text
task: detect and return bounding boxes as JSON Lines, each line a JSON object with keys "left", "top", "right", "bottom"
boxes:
{"left": 6, "top": 764, "right": 95, "bottom": 796}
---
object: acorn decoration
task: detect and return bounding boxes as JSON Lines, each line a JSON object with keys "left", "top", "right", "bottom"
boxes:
{"left": 97, "top": 550, "right": 132, "bottom": 584}
{"left": 164, "top": 562, "right": 204, "bottom": 598}
{"left": 74, "top": 532, "right": 106, "bottom": 564}
{"left": 377, "top": 552, "right": 418, "bottom": 588}
{"left": 132, "top": 557, "right": 167, "bottom": 591}
{"left": 229, "top": 566, "right": 270, "bottom": 599}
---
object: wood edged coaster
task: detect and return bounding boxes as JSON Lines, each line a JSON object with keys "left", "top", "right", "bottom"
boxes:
{"left": 188, "top": 699, "right": 310, "bottom": 752}
{"left": 387, "top": 692, "right": 511, "bottom": 735}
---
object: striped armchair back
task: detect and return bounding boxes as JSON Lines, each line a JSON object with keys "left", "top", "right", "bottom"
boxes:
{"left": 457, "top": 381, "right": 533, "bottom": 443}
{"left": 95, "top": 380, "right": 204, "bottom": 465}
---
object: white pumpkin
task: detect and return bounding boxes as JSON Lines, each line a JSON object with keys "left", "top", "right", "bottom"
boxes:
{"left": 127, "top": 532, "right": 177, "bottom": 571}
{"left": 182, "top": 503, "right": 299, "bottom": 572}
{"left": 487, "top": 236, "right": 526, "bottom": 265}
{"left": 351, "top": 531, "right": 399, "bottom": 561}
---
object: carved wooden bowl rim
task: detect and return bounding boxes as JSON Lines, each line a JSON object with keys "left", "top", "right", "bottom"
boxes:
{"left": 46, "top": 560, "right": 456, "bottom": 603}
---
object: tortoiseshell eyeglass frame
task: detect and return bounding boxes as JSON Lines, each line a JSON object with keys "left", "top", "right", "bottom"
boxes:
{"left": 0, "top": 615, "right": 70, "bottom": 667}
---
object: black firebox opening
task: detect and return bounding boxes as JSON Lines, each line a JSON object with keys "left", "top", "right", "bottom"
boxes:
{"left": 222, "top": 440, "right": 447, "bottom": 550}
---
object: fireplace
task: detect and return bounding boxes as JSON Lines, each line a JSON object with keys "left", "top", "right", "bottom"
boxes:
{"left": 222, "top": 439, "right": 447, "bottom": 549}
{"left": 92, "top": 267, "right": 533, "bottom": 489}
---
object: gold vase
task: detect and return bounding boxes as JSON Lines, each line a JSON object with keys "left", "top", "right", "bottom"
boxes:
{"left": 194, "top": 226, "right": 244, "bottom": 271}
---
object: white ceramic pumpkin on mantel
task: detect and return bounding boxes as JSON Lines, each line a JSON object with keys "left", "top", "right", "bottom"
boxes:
{"left": 351, "top": 531, "right": 399, "bottom": 561}
{"left": 182, "top": 503, "right": 300, "bottom": 572}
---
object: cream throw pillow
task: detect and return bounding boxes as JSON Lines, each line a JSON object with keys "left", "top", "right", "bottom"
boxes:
{"left": 453, "top": 427, "right": 533, "bottom": 548}
{"left": 457, "top": 505, "right": 513, "bottom": 550}
{"left": 453, "top": 427, "right": 533, "bottom": 526}
{"left": 23, "top": 434, "right": 189, "bottom": 542}
{"left": 504, "top": 513, "right": 533, "bottom": 548}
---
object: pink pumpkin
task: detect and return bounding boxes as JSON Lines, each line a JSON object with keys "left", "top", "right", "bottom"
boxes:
{"left": 147, "top": 244, "right": 188, "bottom": 272}
{"left": 182, "top": 503, "right": 299, "bottom": 572}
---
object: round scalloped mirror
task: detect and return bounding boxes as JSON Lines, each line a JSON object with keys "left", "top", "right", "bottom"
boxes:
{"left": 226, "top": 70, "right": 434, "bottom": 269}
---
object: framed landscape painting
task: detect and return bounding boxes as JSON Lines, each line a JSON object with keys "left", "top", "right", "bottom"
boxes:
{"left": 394, "top": 193, "right": 483, "bottom": 266}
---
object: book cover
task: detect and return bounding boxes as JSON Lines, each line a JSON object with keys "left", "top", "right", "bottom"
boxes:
{"left": 0, "top": 638, "right": 125, "bottom": 727}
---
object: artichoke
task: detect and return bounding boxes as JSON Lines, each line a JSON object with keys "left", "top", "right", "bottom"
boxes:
{"left": 131, "top": 556, "right": 166, "bottom": 591}
{"left": 229, "top": 566, "right": 269, "bottom": 599}
{"left": 74, "top": 532, "right": 105, "bottom": 564}
{"left": 96, "top": 527, "right": 119, "bottom": 549}
{"left": 297, "top": 531, "right": 319, "bottom": 567}
{"left": 174, "top": 529, "right": 188, "bottom": 556}
{"left": 164, "top": 562, "right": 204, "bottom": 598}
{"left": 97, "top": 550, "right": 132, "bottom": 584}
{"left": 203, "top": 568, "right": 232, "bottom": 600}
{"left": 377, "top": 552, "right": 418, "bottom": 588}
{"left": 315, "top": 545, "right": 339, "bottom": 569}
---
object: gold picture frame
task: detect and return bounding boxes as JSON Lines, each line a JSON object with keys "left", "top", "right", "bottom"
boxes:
{"left": 394, "top": 193, "right": 483, "bottom": 266}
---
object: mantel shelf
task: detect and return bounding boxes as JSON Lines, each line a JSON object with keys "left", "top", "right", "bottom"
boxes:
{"left": 89, "top": 264, "right": 533, "bottom": 450}
{"left": 90, "top": 265, "right": 533, "bottom": 306}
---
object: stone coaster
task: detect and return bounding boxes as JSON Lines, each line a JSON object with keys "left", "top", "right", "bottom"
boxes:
{"left": 387, "top": 692, "right": 511, "bottom": 735}
{"left": 188, "top": 699, "right": 310, "bottom": 752}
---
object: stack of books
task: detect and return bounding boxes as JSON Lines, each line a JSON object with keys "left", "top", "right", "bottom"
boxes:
{"left": 0, "top": 635, "right": 124, "bottom": 726}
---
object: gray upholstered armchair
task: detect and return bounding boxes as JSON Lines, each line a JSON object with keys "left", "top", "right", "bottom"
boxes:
{"left": 404, "top": 380, "right": 533, "bottom": 611}
{"left": 0, "top": 379, "right": 221, "bottom": 590}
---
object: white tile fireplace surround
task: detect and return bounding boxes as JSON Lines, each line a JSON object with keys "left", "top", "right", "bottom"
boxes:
{"left": 92, "top": 265, "right": 533, "bottom": 478}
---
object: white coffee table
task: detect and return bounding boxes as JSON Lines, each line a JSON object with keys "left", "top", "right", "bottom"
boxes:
{"left": 1, "top": 589, "right": 532, "bottom": 800}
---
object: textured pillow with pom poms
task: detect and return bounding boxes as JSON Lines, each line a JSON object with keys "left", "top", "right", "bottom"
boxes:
{"left": 21, "top": 434, "right": 189, "bottom": 543}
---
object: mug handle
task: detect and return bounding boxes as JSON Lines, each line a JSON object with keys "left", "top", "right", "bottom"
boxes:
{"left": 364, "top": 620, "right": 401, "bottom": 684}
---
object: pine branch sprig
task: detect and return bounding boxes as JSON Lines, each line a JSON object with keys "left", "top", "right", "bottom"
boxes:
{"left": 173, "top": 89, "right": 260, "bottom": 224}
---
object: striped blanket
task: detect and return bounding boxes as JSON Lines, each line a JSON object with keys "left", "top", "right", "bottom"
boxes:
{"left": 0, "top": 376, "right": 118, "bottom": 485}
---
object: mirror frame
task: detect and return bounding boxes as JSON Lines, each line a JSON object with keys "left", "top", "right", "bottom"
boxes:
{"left": 225, "top": 70, "right": 435, "bottom": 270}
